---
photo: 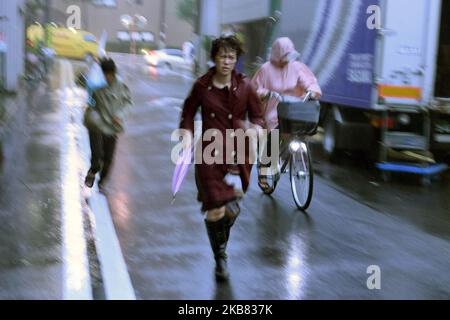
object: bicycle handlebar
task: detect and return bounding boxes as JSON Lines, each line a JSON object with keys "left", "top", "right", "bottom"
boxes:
{"left": 278, "top": 91, "right": 314, "bottom": 104}
{"left": 302, "top": 91, "right": 312, "bottom": 103}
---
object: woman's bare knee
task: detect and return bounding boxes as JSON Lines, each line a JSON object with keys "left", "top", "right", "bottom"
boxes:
{"left": 206, "top": 207, "right": 226, "bottom": 222}
{"left": 224, "top": 200, "right": 239, "bottom": 217}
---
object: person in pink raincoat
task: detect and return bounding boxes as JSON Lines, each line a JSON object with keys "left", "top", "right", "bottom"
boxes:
{"left": 252, "top": 37, "right": 322, "bottom": 187}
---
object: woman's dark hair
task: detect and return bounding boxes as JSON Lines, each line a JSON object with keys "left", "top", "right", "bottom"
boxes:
{"left": 210, "top": 35, "right": 244, "bottom": 60}
{"left": 100, "top": 58, "right": 116, "bottom": 74}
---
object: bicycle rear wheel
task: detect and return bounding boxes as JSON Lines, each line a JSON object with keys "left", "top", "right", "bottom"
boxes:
{"left": 290, "top": 143, "right": 313, "bottom": 210}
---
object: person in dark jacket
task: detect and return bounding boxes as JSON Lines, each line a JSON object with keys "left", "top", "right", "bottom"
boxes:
{"left": 179, "top": 36, "right": 265, "bottom": 281}
{"left": 83, "top": 58, "right": 133, "bottom": 193}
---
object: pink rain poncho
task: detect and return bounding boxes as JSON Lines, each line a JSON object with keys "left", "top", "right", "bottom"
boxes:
{"left": 252, "top": 37, "right": 322, "bottom": 131}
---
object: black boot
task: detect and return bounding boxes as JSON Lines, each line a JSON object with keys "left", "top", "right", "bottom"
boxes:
{"left": 225, "top": 201, "right": 241, "bottom": 241}
{"left": 205, "top": 217, "right": 229, "bottom": 281}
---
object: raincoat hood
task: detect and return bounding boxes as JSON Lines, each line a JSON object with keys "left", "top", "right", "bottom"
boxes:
{"left": 270, "top": 37, "right": 300, "bottom": 67}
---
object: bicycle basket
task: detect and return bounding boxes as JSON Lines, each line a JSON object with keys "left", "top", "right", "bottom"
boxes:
{"left": 277, "top": 100, "right": 321, "bottom": 136}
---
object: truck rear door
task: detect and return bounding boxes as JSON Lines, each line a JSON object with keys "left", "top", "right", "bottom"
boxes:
{"left": 377, "top": 0, "right": 429, "bottom": 105}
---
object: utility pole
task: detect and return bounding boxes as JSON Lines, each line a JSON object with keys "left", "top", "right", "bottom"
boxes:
{"left": 198, "top": 0, "right": 220, "bottom": 73}
{"left": 82, "top": 0, "right": 89, "bottom": 31}
{"left": 195, "top": 0, "right": 201, "bottom": 35}
{"left": 194, "top": 0, "right": 201, "bottom": 75}
{"left": 44, "top": 0, "right": 52, "bottom": 73}
{"left": 44, "top": 0, "right": 51, "bottom": 47}
{"left": 159, "top": 0, "right": 166, "bottom": 49}
{"left": 262, "top": 0, "right": 282, "bottom": 60}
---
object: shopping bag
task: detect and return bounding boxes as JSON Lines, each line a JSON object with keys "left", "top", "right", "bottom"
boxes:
{"left": 86, "top": 62, "right": 107, "bottom": 92}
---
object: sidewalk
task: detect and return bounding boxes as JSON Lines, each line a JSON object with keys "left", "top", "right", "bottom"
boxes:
{"left": 0, "top": 57, "right": 134, "bottom": 300}
{"left": 0, "top": 84, "right": 66, "bottom": 299}
{"left": 0, "top": 63, "right": 97, "bottom": 299}
{"left": 0, "top": 59, "right": 137, "bottom": 300}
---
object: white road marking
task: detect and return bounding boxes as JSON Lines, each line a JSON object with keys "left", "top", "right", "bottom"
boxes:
{"left": 86, "top": 187, "right": 136, "bottom": 300}
{"left": 58, "top": 61, "right": 92, "bottom": 300}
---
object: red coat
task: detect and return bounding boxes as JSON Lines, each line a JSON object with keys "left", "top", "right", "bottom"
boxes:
{"left": 180, "top": 68, "right": 265, "bottom": 211}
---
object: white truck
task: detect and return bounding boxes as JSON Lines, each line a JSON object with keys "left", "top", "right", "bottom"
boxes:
{"left": 275, "top": 0, "right": 450, "bottom": 175}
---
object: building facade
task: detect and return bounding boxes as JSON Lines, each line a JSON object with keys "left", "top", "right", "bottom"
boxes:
{"left": 51, "top": 0, "right": 194, "bottom": 50}
{"left": 218, "top": 0, "right": 276, "bottom": 75}
{"left": 0, "top": 0, "right": 25, "bottom": 92}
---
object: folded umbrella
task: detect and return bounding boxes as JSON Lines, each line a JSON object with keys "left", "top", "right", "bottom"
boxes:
{"left": 171, "top": 144, "right": 193, "bottom": 204}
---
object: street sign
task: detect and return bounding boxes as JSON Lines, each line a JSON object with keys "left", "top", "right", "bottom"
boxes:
{"left": 134, "top": 15, "right": 147, "bottom": 29}
{"left": 120, "top": 14, "right": 133, "bottom": 28}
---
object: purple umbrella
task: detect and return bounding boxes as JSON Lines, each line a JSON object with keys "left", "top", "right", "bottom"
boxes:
{"left": 171, "top": 145, "right": 193, "bottom": 204}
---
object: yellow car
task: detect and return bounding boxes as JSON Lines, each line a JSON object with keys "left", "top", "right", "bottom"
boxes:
{"left": 27, "top": 24, "right": 99, "bottom": 61}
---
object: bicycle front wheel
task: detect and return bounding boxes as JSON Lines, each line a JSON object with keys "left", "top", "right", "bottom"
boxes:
{"left": 290, "top": 143, "right": 313, "bottom": 211}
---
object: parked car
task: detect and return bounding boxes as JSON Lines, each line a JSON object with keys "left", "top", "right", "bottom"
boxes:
{"left": 27, "top": 24, "right": 99, "bottom": 61}
{"left": 142, "top": 48, "right": 194, "bottom": 73}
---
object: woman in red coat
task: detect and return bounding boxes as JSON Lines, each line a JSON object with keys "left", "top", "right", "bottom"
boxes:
{"left": 180, "top": 36, "right": 265, "bottom": 281}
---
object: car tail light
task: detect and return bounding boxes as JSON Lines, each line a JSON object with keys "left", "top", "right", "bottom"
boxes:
{"left": 370, "top": 117, "right": 395, "bottom": 129}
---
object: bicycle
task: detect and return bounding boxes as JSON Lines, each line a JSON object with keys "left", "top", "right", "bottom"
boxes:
{"left": 257, "top": 91, "right": 320, "bottom": 211}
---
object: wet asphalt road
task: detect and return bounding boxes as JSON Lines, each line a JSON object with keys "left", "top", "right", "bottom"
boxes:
{"left": 100, "top": 60, "right": 450, "bottom": 300}
{"left": 312, "top": 149, "right": 450, "bottom": 242}
{"left": 0, "top": 56, "right": 447, "bottom": 300}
